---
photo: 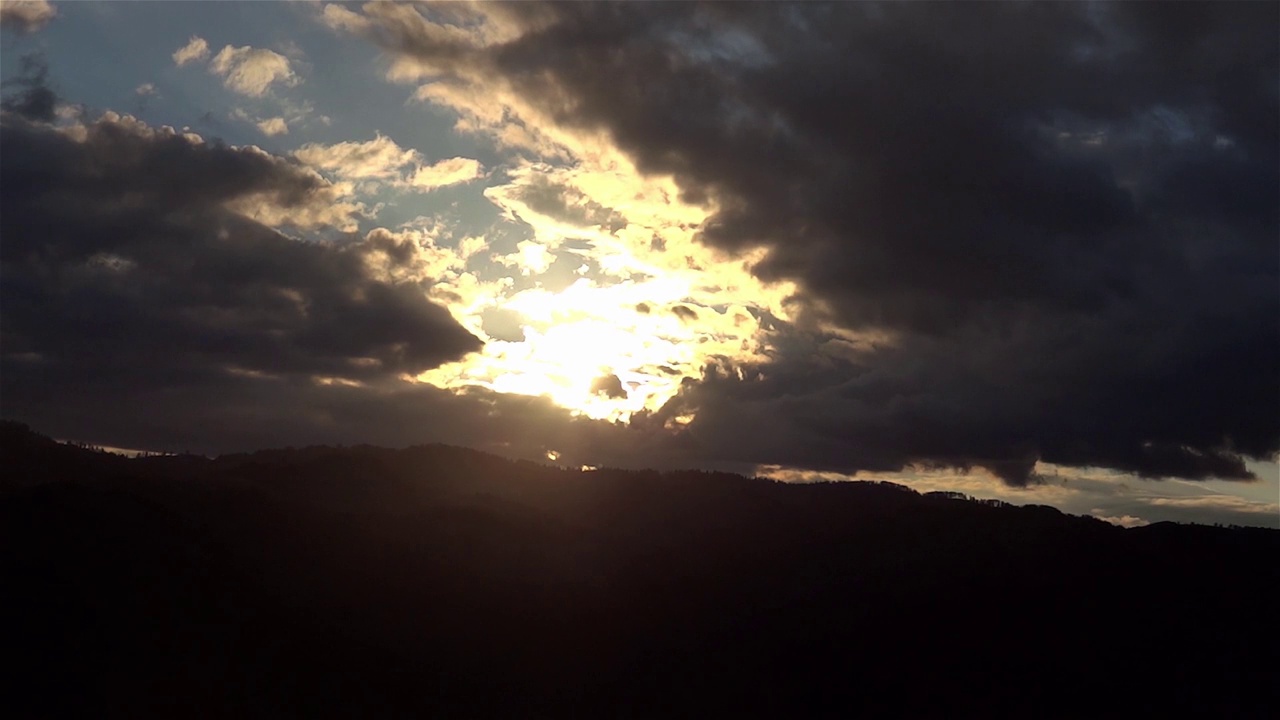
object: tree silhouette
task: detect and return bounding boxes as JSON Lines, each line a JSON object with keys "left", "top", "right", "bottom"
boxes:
{"left": 1, "top": 420, "right": 1276, "bottom": 718}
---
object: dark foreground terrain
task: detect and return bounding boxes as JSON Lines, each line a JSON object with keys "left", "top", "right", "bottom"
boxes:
{"left": 2, "top": 421, "right": 1276, "bottom": 718}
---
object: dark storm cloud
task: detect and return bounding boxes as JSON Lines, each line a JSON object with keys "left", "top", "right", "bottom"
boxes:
{"left": 1, "top": 54, "right": 57, "bottom": 122}
{"left": 590, "top": 374, "right": 627, "bottom": 400}
{"left": 355, "top": 1, "right": 1278, "bottom": 484}
{"left": 670, "top": 305, "right": 698, "bottom": 323}
{"left": 0, "top": 110, "right": 481, "bottom": 423}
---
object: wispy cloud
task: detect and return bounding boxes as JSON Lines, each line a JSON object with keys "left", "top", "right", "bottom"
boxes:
{"left": 408, "top": 156, "right": 483, "bottom": 190}
{"left": 1145, "top": 495, "right": 1280, "bottom": 515}
{"left": 295, "top": 135, "right": 482, "bottom": 192}
{"left": 295, "top": 134, "right": 419, "bottom": 180}
{"left": 209, "top": 44, "right": 298, "bottom": 97}
{"left": 171, "top": 36, "right": 209, "bottom": 67}
{"left": 1091, "top": 511, "right": 1150, "bottom": 529}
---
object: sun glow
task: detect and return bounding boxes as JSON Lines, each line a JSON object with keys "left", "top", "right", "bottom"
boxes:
{"left": 405, "top": 110, "right": 796, "bottom": 422}
{"left": 418, "top": 276, "right": 708, "bottom": 420}
{"left": 412, "top": 183, "right": 794, "bottom": 421}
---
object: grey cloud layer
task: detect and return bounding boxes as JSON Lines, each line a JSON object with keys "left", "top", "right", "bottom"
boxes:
{"left": 347, "top": 1, "right": 1278, "bottom": 484}
{"left": 0, "top": 110, "right": 481, "bottom": 427}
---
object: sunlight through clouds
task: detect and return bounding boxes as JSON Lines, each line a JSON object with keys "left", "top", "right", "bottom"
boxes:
{"left": 416, "top": 275, "right": 705, "bottom": 420}
{"left": 2, "top": 0, "right": 1274, "bottom": 530}
{"left": 368, "top": 24, "right": 804, "bottom": 424}
{"left": 410, "top": 154, "right": 794, "bottom": 422}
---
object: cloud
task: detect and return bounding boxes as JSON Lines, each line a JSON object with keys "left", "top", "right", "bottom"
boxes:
{"left": 484, "top": 169, "right": 627, "bottom": 235}
{"left": 1088, "top": 490, "right": 1280, "bottom": 528}
{"left": 0, "top": 0, "right": 55, "bottom": 33}
{"left": 296, "top": 135, "right": 482, "bottom": 192}
{"left": 319, "top": 3, "right": 371, "bottom": 34}
{"left": 755, "top": 460, "right": 1280, "bottom": 529}
{"left": 296, "top": 134, "right": 418, "bottom": 179}
{"left": 256, "top": 116, "right": 288, "bottom": 136}
{"left": 233, "top": 101, "right": 315, "bottom": 137}
{"left": 328, "top": 1, "right": 1279, "bottom": 485}
{"left": 499, "top": 240, "right": 553, "bottom": 276}
{"left": 134, "top": 83, "right": 157, "bottom": 96}
{"left": 408, "top": 156, "right": 483, "bottom": 189}
{"left": 357, "top": 226, "right": 468, "bottom": 284}
{"left": 671, "top": 305, "right": 698, "bottom": 323}
{"left": 1091, "top": 512, "right": 1151, "bottom": 529}
{"left": 172, "top": 35, "right": 209, "bottom": 67}
{"left": 1, "top": 371, "right": 699, "bottom": 473}
{"left": 413, "top": 155, "right": 794, "bottom": 425}
{"left": 0, "top": 76, "right": 1268, "bottom": 530}
{"left": 0, "top": 53, "right": 56, "bottom": 122}
{"left": 0, "top": 105, "right": 716, "bottom": 472}
{"left": 1145, "top": 495, "right": 1280, "bottom": 516}
{"left": 209, "top": 44, "right": 297, "bottom": 97}
{"left": 0, "top": 110, "right": 482, "bottom": 434}
{"left": 591, "top": 374, "right": 628, "bottom": 400}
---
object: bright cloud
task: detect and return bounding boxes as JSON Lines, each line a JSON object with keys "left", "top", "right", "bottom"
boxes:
{"left": 1091, "top": 512, "right": 1151, "bottom": 528}
{"left": 296, "top": 135, "right": 417, "bottom": 179}
{"left": 295, "top": 135, "right": 482, "bottom": 192}
{"left": 256, "top": 117, "right": 288, "bottom": 136}
{"left": 209, "top": 44, "right": 297, "bottom": 97}
{"left": 499, "top": 240, "right": 553, "bottom": 276}
{"left": 0, "top": 0, "right": 55, "bottom": 33}
{"left": 408, "top": 156, "right": 483, "bottom": 189}
{"left": 229, "top": 108, "right": 302, "bottom": 139}
{"left": 361, "top": 84, "right": 797, "bottom": 425}
{"left": 319, "top": 3, "right": 370, "bottom": 34}
{"left": 1145, "top": 495, "right": 1280, "bottom": 515}
{"left": 171, "top": 36, "right": 209, "bottom": 67}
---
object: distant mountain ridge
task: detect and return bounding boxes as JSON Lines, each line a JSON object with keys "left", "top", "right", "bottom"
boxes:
{"left": 2, "top": 420, "right": 1277, "bottom": 718}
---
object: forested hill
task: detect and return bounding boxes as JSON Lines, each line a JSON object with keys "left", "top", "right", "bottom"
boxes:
{"left": 2, "top": 420, "right": 1277, "bottom": 718}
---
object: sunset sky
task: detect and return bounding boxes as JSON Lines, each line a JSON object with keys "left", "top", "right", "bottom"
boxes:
{"left": 2, "top": 0, "right": 1276, "bottom": 528}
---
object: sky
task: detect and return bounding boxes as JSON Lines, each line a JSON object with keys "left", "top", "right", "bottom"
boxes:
{"left": 1, "top": 0, "right": 1277, "bottom": 529}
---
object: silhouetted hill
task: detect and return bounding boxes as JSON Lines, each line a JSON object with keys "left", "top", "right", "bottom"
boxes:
{"left": 2, "top": 422, "right": 1277, "bottom": 718}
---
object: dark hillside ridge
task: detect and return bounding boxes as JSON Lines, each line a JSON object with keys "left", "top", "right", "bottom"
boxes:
{"left": 2, "top": 421, "right": 1277, "bottom": 718}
